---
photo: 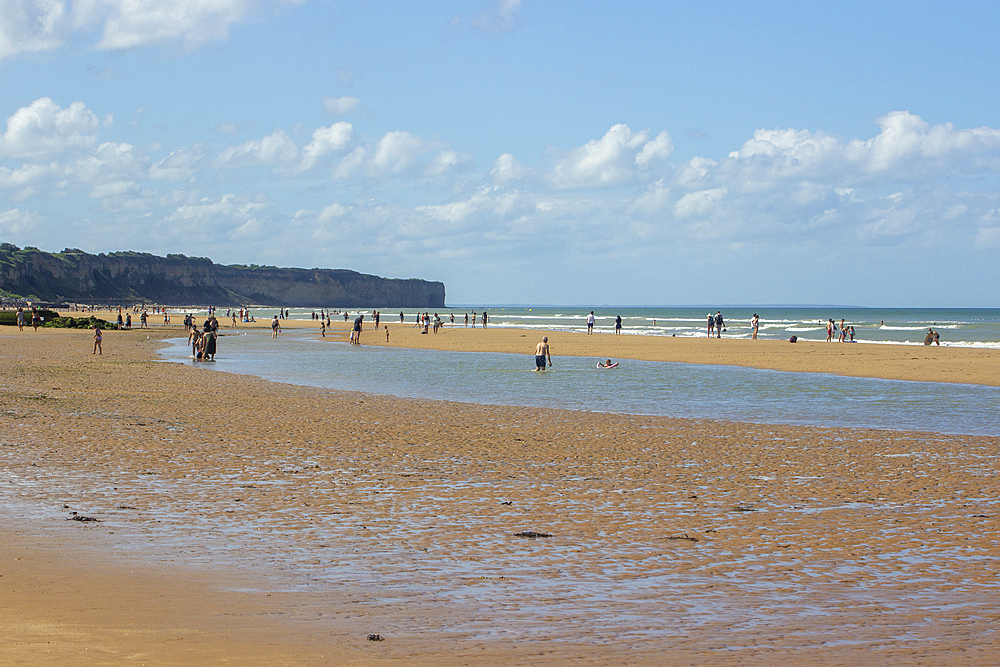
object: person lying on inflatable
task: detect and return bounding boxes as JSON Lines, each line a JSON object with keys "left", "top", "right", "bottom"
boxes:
{"left": 597, "top": 359, "right": 619, "bottom": 368}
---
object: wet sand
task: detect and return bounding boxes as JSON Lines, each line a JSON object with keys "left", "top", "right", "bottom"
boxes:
{"left": 2, "top": 325, "right": 999, "bottom": 665}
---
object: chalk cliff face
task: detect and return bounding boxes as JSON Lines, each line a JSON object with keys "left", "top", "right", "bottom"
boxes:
{"left": 0, "top": 244, "right": 446, "bottom": 307}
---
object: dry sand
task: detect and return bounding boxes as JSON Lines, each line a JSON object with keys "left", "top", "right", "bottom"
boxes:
{"left": 2, "top": 323, "right": 999, "bottom": 665}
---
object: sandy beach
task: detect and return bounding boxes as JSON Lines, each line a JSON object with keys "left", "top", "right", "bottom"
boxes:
{"left": 2, "top": 323, "right": 999, "bottom": 665}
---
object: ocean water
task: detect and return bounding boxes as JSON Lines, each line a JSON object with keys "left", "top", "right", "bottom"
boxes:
{"left": 160, "top": 331, "right": 1000, "bottom": 436}
{"left": 188, "top": 306, "right": 1000, "bottom": 349}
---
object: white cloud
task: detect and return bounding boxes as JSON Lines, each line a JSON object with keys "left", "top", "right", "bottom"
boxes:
{"left": 166, "top": 193, "right": 268, "bottom": 224}
{"left": 0, "top": 98, "right": 100, "bottom": 159}
{"left": 549, "top": 124, "right": 674, "bottom": 188}
{"left": 0, "top": 0, "right": 66, "bottom": 60}
{"left": 489, "top": 153, "right": 526, "bottom": 183}
{"left": 426, "top": 149, "right": 473, "bottom": 177}
{"left": 322, "top": 95, "right": 360, "bottom": 115}
{"left": 0, "top": 207, "right": 43, "bottom": 235}
{"left": 318, "top": 202, "right": 349, "bottom": 223}
{"left": 635, "top": 130, "right": 674, "bottom": 168}
{"left": 332, "top": 146, "right": 367, "bottom": 180}
{"left": 673, "top": 187, "right": 727, "bottom": 219}
{"left": 214, "top": 128, "right": 297, "bottom": 168}
{"left": 149, "top": 148, "right": 201, "bottom": 181}
{"left": 75, "top": 0, "right": 303, "bottom": 51}
{"left": 371, "top": 130, "right": 425, "bottom": 174}
{"left": 0, "top": 0, "right": 302, "bottom": 60}
{"left": 297, "top": 122, "right": 353, "bottom": 172}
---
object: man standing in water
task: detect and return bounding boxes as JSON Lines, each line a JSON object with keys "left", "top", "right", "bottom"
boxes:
{"left": 534, "top": 336, "right": 552, "bottom": 371}
{"left": 587, "top": 311, "right": 595, "bottom": 334}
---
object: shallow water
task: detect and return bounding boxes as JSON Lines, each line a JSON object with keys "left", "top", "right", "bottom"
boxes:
{"left": 159, "top": 332, "right": 1000, "bottom": 435}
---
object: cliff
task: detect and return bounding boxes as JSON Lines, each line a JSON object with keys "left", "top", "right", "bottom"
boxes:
{"left": 0, "top": 244, "right": 446, "bottom": 308}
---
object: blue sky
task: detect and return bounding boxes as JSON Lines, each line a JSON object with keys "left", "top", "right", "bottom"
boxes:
{"left": 1, "top": 0, "right": 999, "bottom": 306}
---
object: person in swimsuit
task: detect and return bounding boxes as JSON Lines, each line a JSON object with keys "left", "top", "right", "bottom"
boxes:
{"left": 271, "top": 315, "right": 280, "bottom": 338}
{"left": 534, "top": 336, "right": 552, "bottom": 371}
{"left": 587, "top": 311, "right": 595, "bottom": 334}
{"left": 93, "top": 326, "right": 103, "bottom": 355}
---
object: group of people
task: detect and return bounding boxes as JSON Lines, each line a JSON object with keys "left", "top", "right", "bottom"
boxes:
{"left": 825, "top": 318, "right": 856, "bottom": 342}
{"left": 188, "top": 316, "right": 220, "bottom": 361}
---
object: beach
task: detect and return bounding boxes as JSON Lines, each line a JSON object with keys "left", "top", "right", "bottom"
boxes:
{"left": 2, "top": 323, "right": 999, "bottom": 665}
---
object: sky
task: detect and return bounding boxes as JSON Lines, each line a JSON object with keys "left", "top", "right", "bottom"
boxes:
{"left": 1, "top": 0, "right": 999, "bottom": 307}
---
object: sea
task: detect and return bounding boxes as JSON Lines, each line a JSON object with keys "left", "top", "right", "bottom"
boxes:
{"left": 160, "top": 306, "right": 1000, "bottom": 436}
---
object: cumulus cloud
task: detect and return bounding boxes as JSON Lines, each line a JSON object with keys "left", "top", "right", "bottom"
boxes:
{"left": 728, "top": 111, "right": 1000, "bottom": 186}
{"left": 635, "top": 130, "right": 674, "bottom": 168}
{"left": 549, "top": 124, "right": 673, "bottom": 188}
{"left": 0, "top": 206, "right": 43, "bottom": 235}
{"left": 370, "top": 130, "right": 425, "bottom": 174}
{"left": 322, "top": 95, "right": 360, "bottom": 115}
{"left": 297, "top": 122, "right": 353, "bottom": 172}
{"left": 149, "top": 148, "right": 202, "bottom": 181}
{"left": 166, "top": 193, "right": 268, "bottom": 228}
{"left": 489, "top": 153, "right": 526, "bottom": 183}
{"left": 82, "top": 0, "right": 303, "bottom": 51}
{"left": 0, "top": 0, "right": 66, "bottom": 60}
{"left": 426, "top": 149, "right": 473, "bottom": 177}
{"left": 0, "top": 97, "right": 100, "bottom": 159}
{"left": 214, "top": 128, "right": 297, "bottom": 168}
{"left": 0, "top": 0, "right": 302, "bottom": 60}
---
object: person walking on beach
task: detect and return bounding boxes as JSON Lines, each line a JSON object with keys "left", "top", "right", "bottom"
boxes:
{"left": 715, "top": 311, "right": 725, "bottom": 338}
{"left": 534, "top": 336, "right": 552, "bottom": 371}
{"left": 826, "top": 319, "right": 834, "bottom": 342}
{"left": 93, "top": 325, "right": 103, "bottom": 355}
{"left": 271, "top": 315, "right": 280, "bottom": 338}
{"left": 751, "top": 314, "right": 760, "bottom": 339}
{"left": 16, "top": 307, "right": 24, "bottom": 331}
{"left": 707, "top": 313, "right": 714, "bottom": 338}
{"left": 587, "top": 311, "right": 595, "bottom": 334}
{"left": 615, "top": 314, "right": 622, "bottom": 335}
{"left": 482, "top": 311, "right": 488, "bottom": 328}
